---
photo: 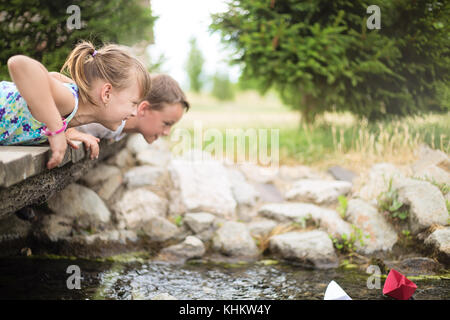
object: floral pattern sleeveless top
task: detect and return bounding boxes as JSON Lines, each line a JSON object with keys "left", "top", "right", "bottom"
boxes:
{"left": 0, "top": 81, "right": 79, "bottom": 145}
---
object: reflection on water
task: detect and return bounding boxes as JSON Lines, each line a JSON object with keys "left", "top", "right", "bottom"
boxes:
{"left": 0, "top": 257, "right": 448, "bottom": 300}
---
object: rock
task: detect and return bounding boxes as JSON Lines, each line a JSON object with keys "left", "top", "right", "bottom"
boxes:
{"left": 413, "top": 165, "right": 450, "bottom": 185}
{"left": 258, "top": 202, "right": 352, "bottom": 238}
{"left": 47, "top": 183, "right": 111, "bottom": 229}
{"left": 81, "top": 164, "right": 123, "bottom": 201}
{"left": 140, "top": 216, "right": 179, "bottom": 242}
{"left": 126, "top": 133, "right": 150, "bottom": 155}
{"left": 284, "top": 179, "right": 352, "bottom": 205}
{"left": 424, "top": 227, "right": 450, "bottom": 264}
{"left": 355, "top": 163, "right": 406, "bottom": 202}
{"left": 412, "top": 144, "right": 450, "bottom": 172}
{"left": 136, "top": 149, "right": 171, "bottom": 167}
{"left": 151, "top": 293, "right": 177, "bottom": 300}
{"left": 252, "top": 183, "right": 284, "bottom": 203}
{"left": 37, "top": 214, "right": 73, "bottom": 242}
{"left": 278, "top": 165, "right": 326, "bottom": 181}
{"left": 106, "top": 148, "right": 135, "bottom": 168}
{"left": 237, "top": 162, "right": 278, "bottom": 184}
{"left": 195, "top": 228, "right": 216, "bottom": 242}
{"left": 81, "top": 164, "right": 121, "bottom": 187}
{"left": 168, "top": 153, "right": 237, "bottom": 219}
{"left": 327, "top": 166, "right": 357, "bottom": 183}
{"left": 246, "top": 219, "right": 277, "bottom": 238}
{"left": 82, "top": 229, "right": 138, "bottom": 245}
{"left": 159, "top": 236, "right": 205, "bottom": 262}
{"left": 269, "top": 230, "right": 339, "bottom": 269}
{"left": 346, "top": 199, "right": 398, "bottom": 254}
{"left": 124, "top": 166, "right": 166, "bottom": 188}
{"left": 398, "top": 257, "right": 443, "bottom": 275}
{"left": 396, "top": 178, "right": 448, "bottom": 234}
{"left": 184, "top": 212, "right": 215, "bottom": 234}
{"left": 113, "top": 188, "right": 168, "bottom": 229}
{"left": 212, "top": 221, "right": 259, "bottom": 258}
{"left": 0, "top": 214, "right": 32, "bottom": 242}
{"left": 226, "top": 167, "right": 259, "bottom": 207}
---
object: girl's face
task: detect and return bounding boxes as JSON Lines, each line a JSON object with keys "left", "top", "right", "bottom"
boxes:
{"left": 136, "top": 102, "right": 184, "bottom": 144}
{"left": 98, "top": 80, "right": 140, "bottom": 130}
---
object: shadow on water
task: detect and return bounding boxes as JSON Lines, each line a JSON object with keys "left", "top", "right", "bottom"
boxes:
{"left": 0, "top": 257, "right": 448, "bottom": 300}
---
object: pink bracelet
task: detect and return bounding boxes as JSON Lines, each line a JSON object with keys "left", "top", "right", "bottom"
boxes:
{"left": 42, "top": 119, "right": 68, "bottom": 136}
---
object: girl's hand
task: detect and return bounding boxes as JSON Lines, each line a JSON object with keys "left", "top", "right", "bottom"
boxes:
{"left": 46, "top": 133, "right": 68, "bottom": 169}
{"left": 65, "top": 128, "right": 100, "bottom": 160}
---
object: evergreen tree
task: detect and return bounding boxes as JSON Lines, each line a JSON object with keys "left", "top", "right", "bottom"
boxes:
{"left": 186, "top": 37, "right": 205, "bottom": 92}
{"left": 211, "top": 0, "right": 450, "bottom": 122}
{"left": 0, "top": 0, "right": 156, "bottom": 79}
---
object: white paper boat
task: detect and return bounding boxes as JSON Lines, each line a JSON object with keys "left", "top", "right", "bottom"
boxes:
{"left": 324, "top": 280, "right": 352, "bottom": 300}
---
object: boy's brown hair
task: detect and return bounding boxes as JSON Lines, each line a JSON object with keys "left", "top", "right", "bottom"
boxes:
{"left": 145, "top": 74, "right": 190, "bottom": 112}
{"left": 61, "top": 40, "right": 151, "bottom": 107}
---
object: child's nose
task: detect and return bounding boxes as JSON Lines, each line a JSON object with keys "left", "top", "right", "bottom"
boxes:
{"left": 162, "top": 128, "right": 170, "bottom": 136}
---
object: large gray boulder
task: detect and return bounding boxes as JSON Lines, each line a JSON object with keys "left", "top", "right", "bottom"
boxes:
{"left": 47, "top": 183, "right": 111, "bottom": 229}
{"left": 424, "top": 227, "right": 450, "bottom": 264}
{"left": 412, "top": 145, "right": 450, "bottom": 173}
{"left": 140, "top": 216, "right": 179, "bottom": 242}
{"left": 126, "top": 133, "right": 150, "bottom": 155}
{"left": 212, "top": 221, "right": 259, "bottom": 258}
{"left": 226, "top": 167, "right": 259, "bottom": 208}
{"left": 269, "top": 230, "right": 338, "bottom": 269}
{"left": 113, "top": 188, "right": 168, "bottom": 229}
{"left": 80, "top": 164, "right": 123, "bottom": 201}
{"left": 413, "top": 165, "right": 450, "bottom": 185}
{"left": 395, "top": 178, "right": 448, "bottom": 234}
{"left": 124, "top": 165, "right": 166, "bottom": 188}
{"left": 355, "top": 163, "right": 406, "bottom": 203}
{"left": 184, "top": 212, "right": 215, "bottom": 234}
{"left": 168, "top": 152, "right": 237, "bottom": 219}
{"left": 285, "top": 179, "right": 352, "bottom": 205}
{"left": 346, "top": 198, "right": 398, "bottom": 254}
{"left": 258, "top": 202, "right": 353, "bottom": 238}
{"left": 159, "top": 236, "right": 206, "bottom": 262}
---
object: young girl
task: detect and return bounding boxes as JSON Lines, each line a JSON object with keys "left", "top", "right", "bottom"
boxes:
{"left": 0, "top": 41, "right": 151, "bottom": 169}
{"left": 64, "top": 74, "right": 190, "bottom": 158}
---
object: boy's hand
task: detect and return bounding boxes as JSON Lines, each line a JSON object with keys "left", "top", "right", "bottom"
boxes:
{"left": 47, "top": 133, "right": 68, "bottom": 169}
{"left": 65, "top": 128, "right": 100, "bottom": 160}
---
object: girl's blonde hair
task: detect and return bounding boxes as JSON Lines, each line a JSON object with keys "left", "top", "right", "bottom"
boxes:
{"left": 61, "top": 40, "right": 151, "bottom": 106}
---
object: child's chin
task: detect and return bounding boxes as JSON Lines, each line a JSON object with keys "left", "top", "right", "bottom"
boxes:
{"left": 106, "top": 122, "right": 121, "bottom": 131}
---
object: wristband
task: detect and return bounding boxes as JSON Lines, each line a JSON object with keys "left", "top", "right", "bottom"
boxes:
{"left": 42, "top": 119, "right": 67, "bottom": 136}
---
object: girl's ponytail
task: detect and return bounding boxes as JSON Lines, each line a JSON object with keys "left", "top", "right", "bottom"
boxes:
{"left": 60, "top": 40, "right": 151, "bottom": 107}
{"left": 61, "top": 41, "right": 97, "bottom": 106}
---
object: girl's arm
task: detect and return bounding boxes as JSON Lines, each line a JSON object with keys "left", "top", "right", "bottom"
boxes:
{"left": 49, "top": 72, "right": 75, "bottom": 84}
{"left": 7, "top": 55, "right": 75, "bottom": 169}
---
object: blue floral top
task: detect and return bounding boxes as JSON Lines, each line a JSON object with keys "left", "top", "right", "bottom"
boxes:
{"left": 0, "top": 81, "right": 79, "bottom": 145}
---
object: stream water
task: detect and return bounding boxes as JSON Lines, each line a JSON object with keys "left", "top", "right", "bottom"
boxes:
{"left": 0, "top": 256, "right": 448, "bottom": 300}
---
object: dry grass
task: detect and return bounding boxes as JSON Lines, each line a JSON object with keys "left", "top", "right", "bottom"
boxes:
{"left": 253, "top": 222, "right": 318, "bottom": 253}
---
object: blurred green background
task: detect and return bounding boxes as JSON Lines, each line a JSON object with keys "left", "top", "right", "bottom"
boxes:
{"left": 1, "top": 0, "right": 449, "bottom": 170}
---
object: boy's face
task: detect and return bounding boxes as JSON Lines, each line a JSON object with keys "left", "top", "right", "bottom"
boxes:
{"left": 137, "top": 102, "right": 184, "bottom": 144}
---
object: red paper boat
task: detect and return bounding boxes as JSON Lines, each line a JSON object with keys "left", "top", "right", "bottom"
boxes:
{"left": 383, "top": 269, "right": 417, "bottom": 300}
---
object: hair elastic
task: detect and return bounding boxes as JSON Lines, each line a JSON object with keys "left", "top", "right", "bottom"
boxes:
{"left": 92, "top": 50, "right": 98, "bottom": 57}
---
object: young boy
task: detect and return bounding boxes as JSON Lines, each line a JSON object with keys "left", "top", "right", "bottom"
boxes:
{"left": 62, "top": 74, "right": 190, "bottom": 158}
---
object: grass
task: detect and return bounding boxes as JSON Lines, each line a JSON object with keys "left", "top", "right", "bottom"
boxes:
{"left": 170, "top": 90, "right": 450, "bottom": 173}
